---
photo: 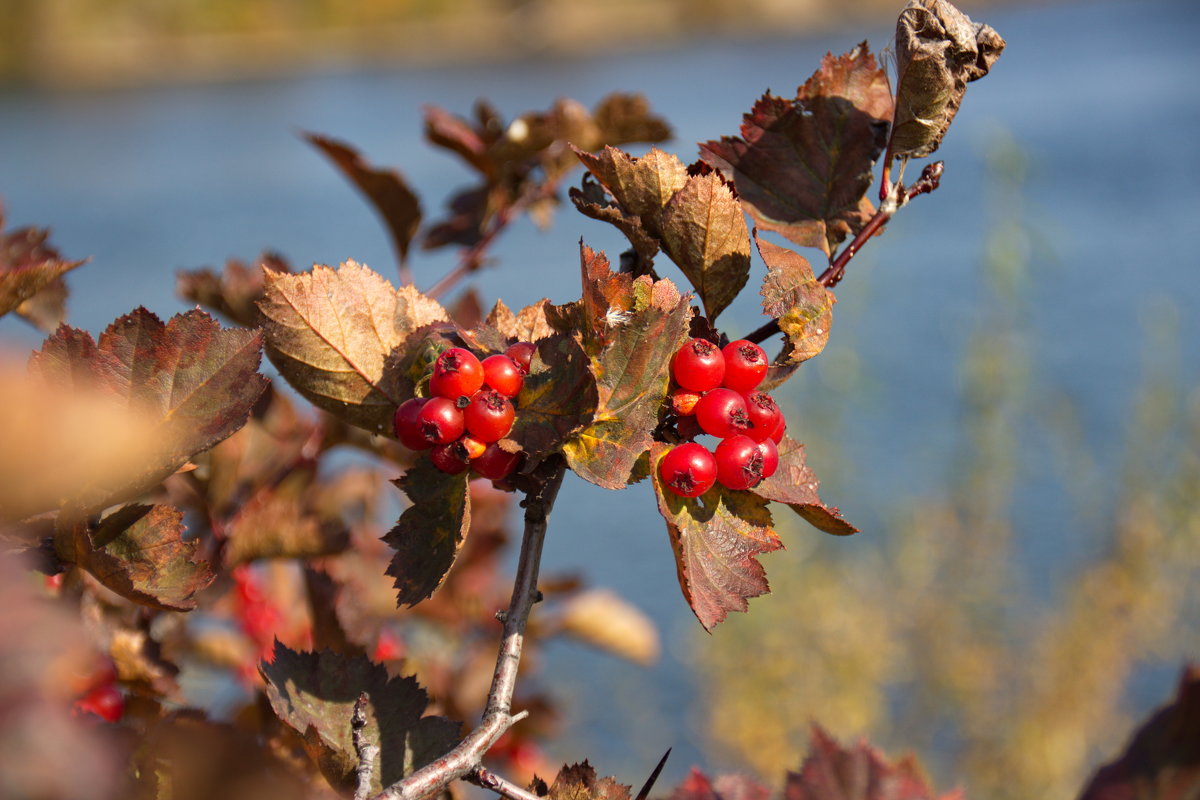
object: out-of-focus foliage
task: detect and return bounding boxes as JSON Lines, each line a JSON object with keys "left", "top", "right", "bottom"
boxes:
{"left": 697, "top": 135, "right": 1200, "bottom": 799}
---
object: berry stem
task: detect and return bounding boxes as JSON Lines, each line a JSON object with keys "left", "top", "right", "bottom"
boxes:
{"left": 370, "top": 456, "right": 566, "bottom": 800}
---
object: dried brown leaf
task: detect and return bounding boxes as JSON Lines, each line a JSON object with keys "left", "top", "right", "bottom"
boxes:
{"left": 752, "top": 436, "right": 857, "bottom": 535}
{"left": 223, "top": 489, "right": 349, "bottom": 568}
{"left": 383, "top": 460, "right": 471, "bottom": 607}
{"left": 757, "top": 235, "right": 835, "bottom": 366}
{"left": 591, "top": 93, "right": 673, "bottom": 147}
{"left": 532, "top": 762, "right": 633, "bottom": 800}
{"left": 574, "top": 146, "right": 689, "bottom": 240}
{"left": 177, "top": 252, "right": 290, "bottom": 328}
{"left": 0, "top": 218, "right": 86, "bottom": 329}
{"left": 486, "top": 298, "right": 557, "bottom": 344}
{"left": 556, "top": 589, "right": 660, "bottom": 666}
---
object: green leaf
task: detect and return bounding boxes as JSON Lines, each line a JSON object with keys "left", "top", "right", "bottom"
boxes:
{"left": 384, "top": 460, "right": 471, "bottom": 607}
{"left": 507, "top": 333, "right": 599, "bottom": 465}
{"left": 261, "top": 644, "right": 461, "bottom": 796}
{"left": 751, "top": 436, "right": 857, "bottom": 536}
{"left": 58, "top": 504, "right": 215, "bottom": 611}
{"left": 785, "top": 726, "right": 962, "bottom": 800}
{"left": 258, "top": 261, "right": 448, "bottom": 435}
{"left": 701, "top": 44, "right": 893, "bottom": 257}
{"left": 757, "top": 235, "right": 835, "bottom": 366}
{"left": 659, "top": 170, "right": 751, "bottom": 321}
{"left": 650, "top": 444, "right": 782, "bottom": 630}
{"left": 306, "top": 133, "right": 423, "bottom": 265}
{"left": 531, "top": 762, "right": 633, "bottom": 800}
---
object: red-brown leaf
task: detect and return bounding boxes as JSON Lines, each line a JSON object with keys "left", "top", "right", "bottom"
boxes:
{"left": 757, "top": 235, "right": 835, "bottom": 367}
{"left": 752, "top": 436, "right": 858, "bottom": 536}
{"left": 786, "top": 726, "right": 963, "bottom": 800}
{"left": 384, "top": 460, "right": 471, "bottom": 607}
{"left": 0, "top": 217, "right": 86, "bottom": 330}
{"left": 531, "top": 762, "right": 633, "bottom": 800}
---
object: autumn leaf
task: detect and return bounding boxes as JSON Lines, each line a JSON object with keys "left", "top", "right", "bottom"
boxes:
{"left": 889, "top": 0, "right": 1005, "bottom": 160}
{"left": 752, "top": 436, "right": 857, "bottom": 536}
{"left": 659, "top": 170, "right": 751, "bottom": 321}
{"left": 57, "top": 504, "right": 215, "bottom": 611}
{"left": 785, "top": 726, "right": 962, "bottom": 800}
{"left": 570, "top": 175, "right": 662, "bottom": 270}
{"left": 650, "top": 444, "right": 782, "bottom": 630}
{"left": 554, "top": 589, "right": 660, "bottom": 666}
{"left": 670, "top": 769, "right": 770, "bottom": 800}
{"left": 306, "top": 133, "right": 423, "bottom": 267}
{"left": 383, "top": 460, "right": 471, "bottom": 607}
{"left": 0, "top": 214, "right": 86, "bottom": 330}
{"left": 223, "top": 488, "right": 349, "bottom": 568}
{"left": 507, "top": 333, "right": 599, "bottom": 465}
{"left": 701, "top": 44, "right": 893, "bottom": 257}
{"left": 757, "top": 235, "right": 835, "bottom": 366}
{"left": 486, "top": 298, "right": 557, "bottom": 344}
{"left": 258, "top": 261, "right": 449, "bottom": 434}
{"left": 1077, "top": 665, "right": 1200, "bottom": 800}
{"left": 14, "top": 308, "right": 266, "bottom": 517}
{"left": 574, "top": 146, "right": 688, "bottom": 241}
{"left": 260, "top": 644, "right": 460, "bottom": 796}
{"left": 531, "top": 762, "right": 632, "bottom": 800}
{"left": 177, "top": 252, "right": 290, "bottom": 328}
{"left": 591, "top": 93, "right": 673, "bottom": 147}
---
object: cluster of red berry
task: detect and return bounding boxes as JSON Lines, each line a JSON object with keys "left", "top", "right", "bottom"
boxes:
{"left": 659, "top": 338, "right": 784, "bottom": 498}
{"left": 72, "top": 662, "right": 125, "bottom": 723}
{"left": 392, "top": 342, "right": 535, "bottom": 482}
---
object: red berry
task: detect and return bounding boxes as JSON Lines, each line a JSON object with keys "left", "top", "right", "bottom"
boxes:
{"left": 671, "top": 389, "right": 701, "bottom": 416}
{"left": 416, "top": 396, "right": 465, "bottom": 445}
{"left": 770, "top": 414, "right": 786, "bottom": 443}
{"left": 457, "top": 435, "right": 488, "bottom": 460}
{"left": 473, "top": 443, "right": 523, "bottom": 481}
{"left": 715, "top": 435, "right": 764, "bottom": 490}
{"left": 694, "top": 388, "right": 752, "bottom": 439}
{"left": 394, "top": 398, "right": 432, "bottom": 450}
{"left": 742, "top": 391, "right": 783, "bottom": 442}
{"left": 658, "top": 442, "right": 717, "bottom": 498}
{"left": 75, "top": 684, "right": 124, "bottom": 723}
{"left": 430, "top": 441, "right": 470, "bottom": 474}
{"left": 505, "top": 341, "right": 536, "bottom": 374}
{"left": 672, "top": 338, "right": 725, "bottom": 392}
{"left": 721, "top": 340, "right": 768, "bottom": 392}
{"left": 429, "top": 347, "right": 484, "bottom": 399}
{"left": 757, "top": 438, "right": 779, "bottom": 479}
{"left": 482, "top": 354, "right": 524, "bottom": 397}
{"left": 464, "top": 389, "right": 515, "bottom": 442}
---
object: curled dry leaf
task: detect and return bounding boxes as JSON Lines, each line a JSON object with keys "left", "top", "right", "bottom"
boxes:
{"left": 258, "top": 261, "right": 448, "bottom": 435}
{"left": 751, "top": 436, "right": 858, "bottom": 536}
{"left": 574, "top": 146, "right": 689, "bottom": 242}
{"left": 384, "top": 460, "right": 471, "bottom": 608}
{"left": 555, "top": 588, "right": 660, "bottom": 666}
{"left": 889, "top": 0, "right": 1006, "bottom": 160}
{"left": 486, "top": 297, "right": 557, "bottom": 344}
{"left": 650, "top": 443, "right": 782, "bottom": 631}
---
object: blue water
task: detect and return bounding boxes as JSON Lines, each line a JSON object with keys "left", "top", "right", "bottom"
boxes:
{"left": 3, "top": 0, "right": 1199, "bottom": 787}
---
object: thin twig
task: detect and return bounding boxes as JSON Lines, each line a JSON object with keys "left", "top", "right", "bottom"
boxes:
{"left": 353, "top": 693, "right": 380, "bottom": 800}
{"left": 467, "top": 767, "right": 544, "bottom": 800}
{"left": 370, "top": 456, "right": 568, "bottom": 800}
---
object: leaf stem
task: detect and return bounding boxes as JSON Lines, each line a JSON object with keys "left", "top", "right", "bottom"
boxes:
{"left": 370, "top": 456, "right": 567, "bottom": 800}
{"left": 466, "top": 767, "right": 544, "bottom": 800}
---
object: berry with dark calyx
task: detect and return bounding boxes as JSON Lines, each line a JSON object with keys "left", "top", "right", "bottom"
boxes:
{"left": 394, "top": 397, "right": 432, "bottom": 450}
{"left": 505, "top": 341, "right": 536, "bottom": 374}
{"left": 473, "top": 443, "right": 523, "bottom": 481}
{"left": 416, "top": 396, "right": 465, "bottom": 445}
{"left": 742, "top": 391, "right": 783, "bottom": 442}
{"left": 658, "top": 442, "right": 717, "bottom": 498}
{"left": 715, "top": 435, "right": 764, "bottom": 491}
{"left": 721, "top": 340, "right": 768, "bottom": 392}
{"left": 429, "top": 347, "right": 484, "bottom": 399}
{"left": 482, "top": 354, "right": 524, "bottom": 397}
{"left": 75, "top": 684, "right": 125, "bottom": 723}
{"left": 672, "top": 337, "right": 725, "bottom": 392}
{"left": 464, "top": 389, "right": 515, "bottom": 443}
{"left": 430, "top": 441, "right": 470, "bottom": 475}
{"left": 757, "top": 438, "right": 779, "bottom": 479}
{"left": 671, "top": 389, "right": 702, "bottom": 417}
{"left": 694, "top": 388, "right": 752, "bottom": 439}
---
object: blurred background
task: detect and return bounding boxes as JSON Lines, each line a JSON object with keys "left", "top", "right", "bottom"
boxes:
{"left": 2, "top": 0, "right": 1200, "bottom": 797}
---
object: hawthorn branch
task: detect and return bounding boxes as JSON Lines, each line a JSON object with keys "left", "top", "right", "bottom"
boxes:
{"left": 353, "top": 693, "right": 379, "bottom": 800}
{"left": 370, "top": 456, "right": 567, "bottom": 800}
{"left": 466, "top": 767, "right": 544, "bottom": 800}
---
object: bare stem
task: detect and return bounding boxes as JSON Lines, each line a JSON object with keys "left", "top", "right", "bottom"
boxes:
{"left": 353, "top": 693, "right": 380, "bottom": 800}
{"left": 467, "top": 767, "right": 544, "bottom": 800}
{"left": 370, "top": 457, "right": 567, "bottom": 800}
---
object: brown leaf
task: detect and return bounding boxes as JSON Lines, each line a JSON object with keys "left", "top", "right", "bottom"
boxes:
{"left": 650, "top": 443, "right": 782, "bottom": 630}
{"left": 889, "top": 0, "right": 1006, "bottom": 160}
{"left": 59, "top": 504, "right": 215, "bottom": 611}
{"left": 757, "top": 235, "right": 835, "bottom": 366}
{"left": 785, "top": 726, "right": 961, "bottom": 800}
{"left": 307, "top": 133, "right": 423, "bottom": 266}
{"left": 507, "top": 333, "right": 599, "bottom": 465}
{"left": 223, "top": 489, "right": 349, "bottom": 568}
{"left": 1077, "top": 665, "right": 1200, "bottom": 800}
{"left": 424, "top": 104, "right": 493, "bottom": 176}
{"left": 258, "top": 261, "right": 448, "bottom": 434}
{"left": 261, "top": 644, "right": 460, "bottom": 795}
{"left": 532, "top": 762, "right": 633, "bottom": 800}
{"left": 570, "top": 176, "right": 662, "bottom": 268}
{"left": 16, "top": 308, "right": 266, "bottom": 517}
{"left": 670, "top": 769, "right": 770, "bottom": 800}
{"left": 574, "top": 146, "right": 689, "bottom": 241}
{"left": 0, "top": 217, "right": 86, "bottom": 329}
{"left": 701, "top": 45, "right": 893, "bottom": 257}
{"left": 555, "top": 589, "right": 660, "bottom": 666}
{"left": 383, "top": 460, "right": 471, "bottom": 607}
{"left": 486, "top": 298, "right": 557, "bottom": 344}
{"left": 591, "top": 93, "right": 673, "bottom": 147}
{"left": 177, "top": 252, "right": 290, "bottom": 328}
{"left": 659, "top": 171, "right": 751, "bottom": 321}
{"left": 752, "top": 436, "right": 858, "bottom": 536}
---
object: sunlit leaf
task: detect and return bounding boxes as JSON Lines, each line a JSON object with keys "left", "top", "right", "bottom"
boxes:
{"left": 531, "top": 762, "right": 633, "bottom": 800}
{"left": 752, "top": 436, "right": 857, "bottom": 536}
{"left": 757, "top": 235, "right": 835, "bottom": 366}
{"left": 261, "top": 644, "right": 460, "bottom": 796}
{"left": 890, "top": 0, "right": 1005, "bottom": 160}
{"left": 701, "top": 44, "right": 893, "bottom": 257}
{"left": 574, "top": 146, "right": 688, "bottom": 240}
{"left": 570, "top": 175, "right": 662, "bottom": 268}
{"left": 58, "top": 504, "right": 215, "bottom": 611}
{"left": 383, "top": 460, "right": 470, "bottom": 607}
{"left": 259, "top": 261, "right": 448, "bottom": 434}
{"left": 659, "top": 170, "right": 751, "bottom": 321}
{"left": 785, "top": 726, "right": 962, "bottom": 800}
{"left": 507, "top": 333, "right": 598, "bottom": 465}
{"left": 486, "top": 298, "right": 557, "bottom": 344}
{"left": 650, "top": 444, "right": 782, "bottom": 630}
